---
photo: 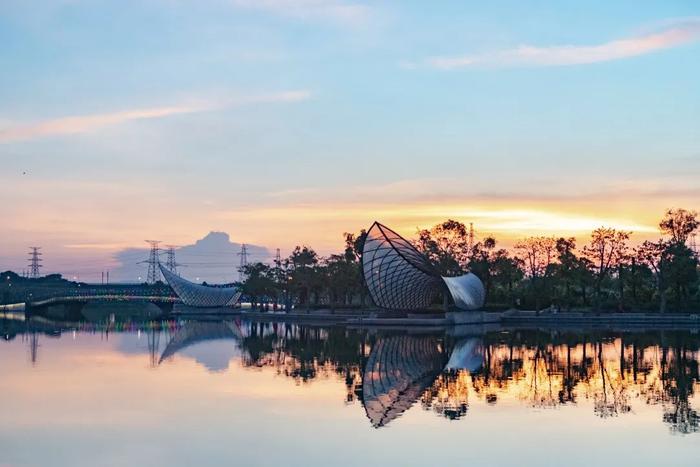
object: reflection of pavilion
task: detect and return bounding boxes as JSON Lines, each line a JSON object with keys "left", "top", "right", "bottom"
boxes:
{"left": 159, "top": 321, "right": 244, "bottom": 365}
{"left": 362, "top": 335, "right": 446, "bottom": 428}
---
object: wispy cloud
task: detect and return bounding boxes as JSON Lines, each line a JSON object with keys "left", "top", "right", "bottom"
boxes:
{"left": 422, "top": 18, "right": 700, "bottom": 70}
{"left": 230, "top": 0, "right": 369, "bottom": 24}
{"left": 0, "top": 90, "right": 311, "bottom": 143}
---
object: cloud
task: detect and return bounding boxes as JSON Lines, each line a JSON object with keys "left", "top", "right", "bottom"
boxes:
{"left": 423, "top": 18, "right": 700, "bottom": 70}
{"left": 0, "top": 90, "right": 311, "bottom": 143}
{"left": 230, "top": 0, "right": 369, "bottom": 24}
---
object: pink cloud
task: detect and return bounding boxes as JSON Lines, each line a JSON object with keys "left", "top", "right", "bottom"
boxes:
{"left": 0, "top": 90, "right": 310, "bottom": 143}
{"left": 426, "top": 18, "right": 700, "bottom": 69}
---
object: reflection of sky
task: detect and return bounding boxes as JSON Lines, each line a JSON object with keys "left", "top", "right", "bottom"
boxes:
{"left": 174, "top": 340, "right": 241, "bottom": 372}
{"left": 0, "top": 331, "right": 699, "bottom": 466}
{"left": 113, "top": 330, "right": 241, "bottom": 371}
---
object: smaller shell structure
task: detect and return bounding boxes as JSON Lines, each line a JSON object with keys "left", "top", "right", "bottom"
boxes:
{"left": 442, "top": 273, "right": 486, "bottom": 311}
{"left": 361, "top": 222, "right": 485, "bottom": 311}
{"left": 160, "top": 264, "right": 242, "bottom": 308}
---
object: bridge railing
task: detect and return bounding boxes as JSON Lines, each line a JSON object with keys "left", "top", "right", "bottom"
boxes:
{"left": 20, "top": 285, "right": 178, "bottom": 306}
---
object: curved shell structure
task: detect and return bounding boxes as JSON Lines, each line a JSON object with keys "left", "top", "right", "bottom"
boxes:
{"left": 160, "top": 264, "right": 241, "bottom": 308}
{"left": 361, "top": 222, "right": 485, "bottom": 311}
{"left": 362, "top": 222, "right": 444, "bottom": 310}
{"left": 442, "top": 273, "right": 486, "bottom": 311}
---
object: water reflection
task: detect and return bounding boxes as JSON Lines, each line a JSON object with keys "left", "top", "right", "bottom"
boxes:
{"left": 363, "top": 336, "right": 445, "bottom": 427}
{"left": 3, "top": 314, "right": 700, "bottom": 435}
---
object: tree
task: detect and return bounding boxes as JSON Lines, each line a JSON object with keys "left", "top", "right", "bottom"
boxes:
{"left": 636, "top": 210, "right": 700, "bottom": 312}
{"left": 286, "top": 246, "right": 320, "bottom": 309}
{"left": 636, "top": 240, "right": 668, "bottom": 313}
{"left": 342, "top": 229, "right": 368, "bottom": 306}
{"left": 324, "top": 254, "right": 358, "bottom": 309}
{"left": 343, "top": 230, "right": 367, "bottom": 262}
{"left": 552, "top": 237, "right": 579, "bottom": 310}
{"left": 240, "top": 262, "right": 276, "bottom": 310}
{"left": 415, "top": 219, "right": 471, "bottom": 276}
{"left": 659, "top": 208, "right": 699, "bottom": 245}
{"left": 490, "top": 249, "right": 524, "bottom": 307}
{"left": 584, "top": 227, "right": 630, "bottom": 310}
{"left": 514, "top": 236, "right": 557, "bottom": 310}
{"left": 665, "top": 242, "right": 698, "bottom": 311}
{"left": 468, "top": 237, "right": 498, "bottom": 299}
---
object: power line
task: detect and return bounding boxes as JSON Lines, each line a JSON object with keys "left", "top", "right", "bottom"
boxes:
{"left": 27, "top": 247, "right": 42, "bottom": 279}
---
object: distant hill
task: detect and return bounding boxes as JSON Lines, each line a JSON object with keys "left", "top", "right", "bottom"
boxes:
{"left": 111, "top": 231, "right": 271, "bottom": 283}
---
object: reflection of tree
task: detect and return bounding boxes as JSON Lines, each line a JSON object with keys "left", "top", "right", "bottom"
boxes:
{"left": 237, "top": 322, "right": 367, "bottom": 386}
{"left": 660, "top": 347, "right": 699, "bottom": 434}
{"left": 522, "top": 347, "right": 558, "bottom": 408}
{"left": 160, "top": 322, "right": 700, "bottom": 433}
{"left": 593, "top": 342, "right": 631, "bottom": 418}
{"left": 428, "top": 331, "right": 700, "bottom": 434}
{"left": 421, "top": 370, "right": 470, "bottom": 419}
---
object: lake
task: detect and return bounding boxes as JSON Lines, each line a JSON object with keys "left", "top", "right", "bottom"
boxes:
{"left": 1, "top": 315, "right": 699, "bottom": 466}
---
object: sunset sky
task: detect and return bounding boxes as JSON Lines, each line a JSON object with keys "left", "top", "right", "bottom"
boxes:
{"left": 1, "top": 1, "right": 699, "bottom": 280}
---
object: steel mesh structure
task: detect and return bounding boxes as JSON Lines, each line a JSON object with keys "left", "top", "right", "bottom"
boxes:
{"left": 362, "top": 335, "right": 445, "bottom": 428}
{"left": 362, "top": 222, "right": 444, "bottom": 310}
{"left": 361, "top": 221, "right": 485, "bottom": 311}
{"left": 160, "top": 264, "right": 241, "bottom": 308}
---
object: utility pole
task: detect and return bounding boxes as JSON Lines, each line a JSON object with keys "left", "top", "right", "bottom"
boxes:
{"left": 141, "top": 240, "right": 161, "bottom": 284}
{"left": 27, "top": 247, "right": 42, "bottom": 279}
{"left": 164, "top": 245, "right": 179, "bottom": 274}
{"left": 238, "top": 243, "right": 249, "bottom": 281}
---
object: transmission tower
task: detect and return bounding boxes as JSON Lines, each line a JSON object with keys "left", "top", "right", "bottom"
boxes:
{"left": 690, "top": 233, "right": 698, "bottom": 255}
{"left": 467, "top": 223, "right": 475, "bottom": 252}
{"left": 27, "top": 247, "right": 43, "bottom": 279}
{"left": 164, "top": 245, "right": 180, "bottom": 274}
{"left": 141, "top": 240, "right": 161, "bottom": 284}
{"left": 238, "top": 243, "right": 249, "bottom": 281}
{"left": 274, "top": 248, "right": 282, "bottom": 268}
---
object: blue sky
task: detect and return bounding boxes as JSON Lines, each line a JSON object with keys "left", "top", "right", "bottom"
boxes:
{"left": 0, "top": 0, "right": 698, "bottom": 280}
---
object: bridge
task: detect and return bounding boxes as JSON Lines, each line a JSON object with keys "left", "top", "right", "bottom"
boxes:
{"left": 19, "top": 285, "right": 180, "bottom": 319}
{"left": 28, "top": 294, "right": 179, "bottom": 308}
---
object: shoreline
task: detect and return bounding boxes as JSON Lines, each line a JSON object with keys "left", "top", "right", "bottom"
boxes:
{"left": 169, "top": 308, "right": 700, "bottom": 329}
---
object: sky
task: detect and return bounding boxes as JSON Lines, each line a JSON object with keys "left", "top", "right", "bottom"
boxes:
{"left": 1, "top": 0, "right": 699, "bottom": 281}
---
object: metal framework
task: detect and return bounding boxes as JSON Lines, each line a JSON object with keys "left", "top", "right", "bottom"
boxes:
{"left": 160, "top": 264, "right": 241, "bottom": 308}
{"left": 362, "top": 335, "right": 445, "bottom": 428}
{"left": 361, "top": 222, "right": 485, "bottom": 311}
{"left": 362, "top": 222, "right": 444, "bottom": 310}
{"left": 27, "top": 247, "right": 42, "bottom": 279}
{"left": 142, "top": 240, "right": 161, "bottom": 284}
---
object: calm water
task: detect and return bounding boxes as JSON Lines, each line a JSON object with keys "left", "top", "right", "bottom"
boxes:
{"left": 2, "top": 315, "right": 700, "bottom": 467}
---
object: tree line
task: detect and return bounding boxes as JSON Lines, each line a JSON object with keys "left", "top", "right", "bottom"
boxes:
{"left": 239, "top": 208, "right": 699, "bottom": 312}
